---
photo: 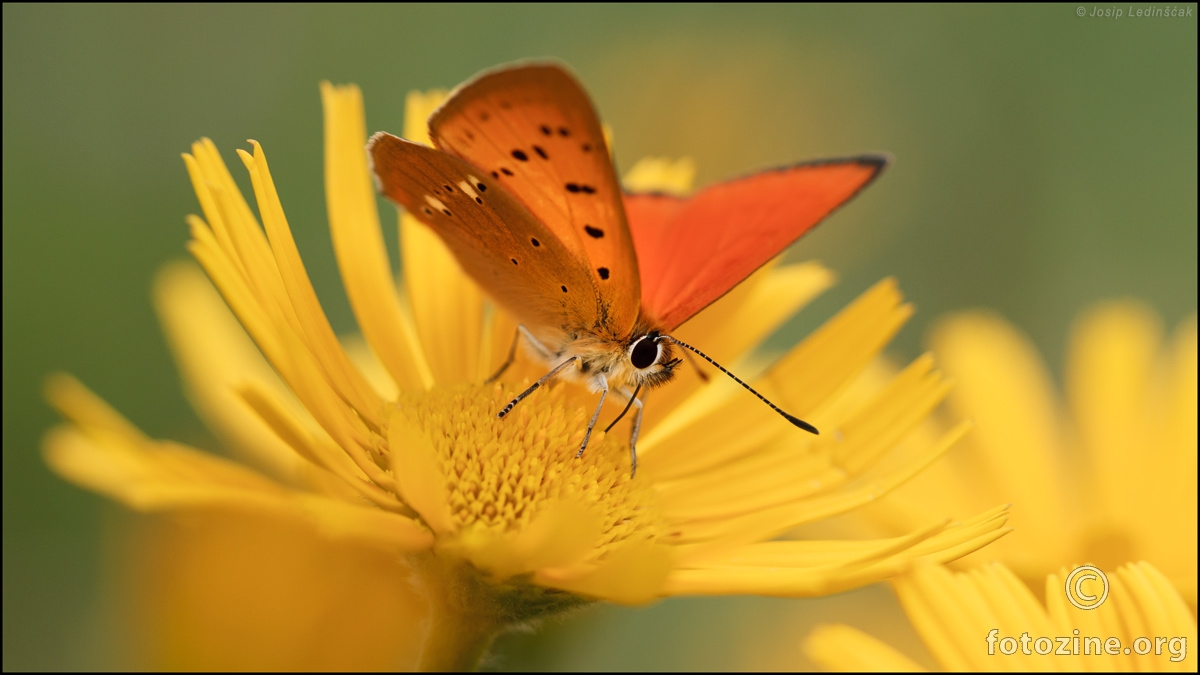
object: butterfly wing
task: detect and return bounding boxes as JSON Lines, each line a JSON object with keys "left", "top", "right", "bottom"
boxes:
{"left": 625, "top": 157, "right": 888, "bottom": 331}
{"left": 428, "top": 62, "right": 640, "bottom": 339}
{"left": 369, "top": 132, "right": 597, "bottom": 345}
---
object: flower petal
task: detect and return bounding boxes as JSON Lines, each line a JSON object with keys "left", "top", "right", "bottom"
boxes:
{"left": 388, "top": 410, "right": 455, "bottom": 535}
{"left": 661, "top": 515, "right": 1008, "bottom": 598}
{"left": 238, "top": 142, "right": 384, "bottom": 425}
{"left": 154, "top": 261, "right": 312, "bottom": 483}
{"left": 647, "top": 261, "right": 835, "bottom": 427}
{"left": 1067, "top": 302, "right": 1161, "bottom": 525}
{"left": 622, "top": 156, "right": 696, "bottom": 195}
{"left": 401, "top": 213, "right": 486, "bottom": 384}
{"left": 112, "top": 509, "right": 434, "bottom": 670}
{"left": 640, "top": 277, "right": 910, "bottom": 476}
{"left": 448, "top": 499, "right": 603, "bottom": 580}
{"left": 656, "top": 354, "right": 952, "bottom": 522}
{"left": 396, "top": 89, "right": 486, "bottom": 385}
{"left": 535, "top": 538, "right": 673, "bottom": 606}
{"left": 321, "top": 82, "right": 434, "bottom": 393}
{"left": 929, "top": 311, "right": 1073, "bottom": 562}
{"left": 43, "top": 377, "right": 431, "bottom": 552}
{"left": 672, "top": 421, "right": 971, "bottom": 545}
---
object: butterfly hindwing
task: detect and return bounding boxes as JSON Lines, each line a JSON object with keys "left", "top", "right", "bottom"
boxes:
{"left": 369, "top": 132, "right": 598, "bottom": 345}
{"left": 625, "top": 157, "right": 888, "bottom": 331}
{"left": 428, "top": 63, "right": 641, "bottom": 339}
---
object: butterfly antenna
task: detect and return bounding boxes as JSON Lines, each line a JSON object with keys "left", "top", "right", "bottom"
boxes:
{"left": 660, "top": 336, "right": 818, "bottom": 435}
{"left": 486, "top": 328, "right": 521, "bottom": 384}
{"left": 604, "top": 384, "right": 643, "bottom": 434}
{"left": 497, "top": 356, "right": 578, "bottom": 419}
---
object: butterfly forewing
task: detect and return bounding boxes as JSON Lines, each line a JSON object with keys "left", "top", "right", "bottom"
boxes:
{"left": 369, "top": 132, "right": 597, "bottom": 345}
{"left": 625, "top": 157, "right": 888, "bottom": 331}
{"left": 429, "top": 63, "right": 641, "bottom": 338}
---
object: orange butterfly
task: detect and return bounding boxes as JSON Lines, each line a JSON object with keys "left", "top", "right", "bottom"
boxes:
{"left": 369, "top": 62, "right": 887, "bottom": 476}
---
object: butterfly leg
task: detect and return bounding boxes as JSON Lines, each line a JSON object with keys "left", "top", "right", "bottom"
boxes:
{"left": 626, "top": 392, "right": 645, "bottom": 478}
{"left": 605, "top": 387, "right": 645, "bottom": 477}
{"left": 485, "top": 324, "right": 554, "bottom": 384}
{"left": 575, "top": 376, "right": 608, "bottom": 459}
{"left": 496, "top": 356, "right": 578, "bottom": 419}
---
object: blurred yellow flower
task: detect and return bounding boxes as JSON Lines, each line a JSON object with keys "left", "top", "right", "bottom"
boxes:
{"left": 845, "top": 305, "right": 1197, "bottom": 604}
{"left": 804, "top": 560, "right": 1197, "bottom": 671}
{"left": 43, "top": 82, "right": 1009, "bottom": 669}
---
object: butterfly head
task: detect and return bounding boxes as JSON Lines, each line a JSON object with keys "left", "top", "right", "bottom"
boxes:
{"left": 625, "top": 332, "right": 680, "bottom": 389}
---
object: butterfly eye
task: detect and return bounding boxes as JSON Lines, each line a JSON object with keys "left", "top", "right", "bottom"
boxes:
{"left": 630, "top": 337, "right": 661, "bottom": 370}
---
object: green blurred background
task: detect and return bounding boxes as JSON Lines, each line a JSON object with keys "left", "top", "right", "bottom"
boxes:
{"left": 4, "top": 4, "right": 1195, "bottom": 670}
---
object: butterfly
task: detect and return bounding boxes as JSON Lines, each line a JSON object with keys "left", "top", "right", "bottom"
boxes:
{"left": 369, "top": 62, "right": 887, "bottom": 476}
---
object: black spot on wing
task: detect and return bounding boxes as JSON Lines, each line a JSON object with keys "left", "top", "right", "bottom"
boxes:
{"left": 533, "top": 145, "right": 548, "bottom": 159}
{"left": 581, "top": 143, "right": 592, "bottom": 152}
{"left": 584, "top": 225, "right": 604, "bottom": 238}
{"left": 566, "top": 183, "right": 580, "bottom": 193}
{"left": 476, "top": 182, "right": 487, "bottom": 192}
{"left": 539, "top": 124, "right": 552, "bottom": 136}
{"left": 597, "top": 267, "right": 610, "bottom": 280}
{"left": 500, "top": 168, "right": 513, "bottom": 176}
{"left": 531, "top": 238, "right": 540, "bottom": 247}
{"left": 558, "top": 127, "right": 570, "bottom": 137}
{"left": 561, "top": 285, "right": 568, "bottom": 293}
{"left": 511, "top": 150, "right": 528, "bottom": 161}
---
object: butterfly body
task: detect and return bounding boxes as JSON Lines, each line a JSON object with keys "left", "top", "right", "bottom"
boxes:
{"left": 369, "top": 61, "right": 888, "bottom": 474}
{"left": 531, "top": 326, "right": 678, "bottom": 395}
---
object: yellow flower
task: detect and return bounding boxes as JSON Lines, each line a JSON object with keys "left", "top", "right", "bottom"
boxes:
{"left": 43, "top": 81, "right": 1009, "bottom": 669}
{"left": 843, "top": 304, "right": 1197, "bottom": 604}
{"left": 804, "top": 560, "right": 1197, "bottom": 671}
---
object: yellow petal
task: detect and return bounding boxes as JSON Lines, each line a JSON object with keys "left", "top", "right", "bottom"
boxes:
{"left": 236, "top": 381, "right": 410, "bottom": 514}
{"left": 447, "top": 499, "right": 603, "bottom": 580}
{"left": 656, "top": 354, "right": 951, "bottom": 522}
{"left": 341, "top": 334, "right": 399, "bottom": 401}
{"left": 767, "top": 277, "right": 913, "bottom": 416}
{"left": 640, "top": 277, "right": 910, "bottom": 476}
{"left": 664, "top": 509, "right": 1008, "bottom": 598}
{"left": 401, "top": 213, "right": 485, "bottom": 384}
{"left": 622, "top": 156, "right": 696, "bottom": 195}
{"left": 1066, "top": 301, "right": 1161, "bottom": 532}
{"left": 111, "top": 508, "right": 434, "bottom": 670}
{"left": 43, "top": 418, "right": 430, "bottom": 553}
{"left": 929, "top": 311, "right": 1072, "bottom": 557}
{"left": 388, "top": 410, "right": 455, "bottom": 535}
{"left": 238, "top": 142, "right": 384, "bottom": 423}
{"left": 672, "top": 421, "right": 971, "bottom": 545}
{"left": 391, "top": 88, "right": 486, "bottom": 385}
{"left": 535, "top": 538, "right": 673, "bottom": 605}
{"left": 403, "top": 89, "right": 448, "bottom": 145}
{"left": 647, "top": 261, "right": 834, "bottom": 428}
{"left": 154, "top": 261, "right": 312, "bottom": 483}
{"left": 321, "top": 82, "right": 434, "bottom": 393}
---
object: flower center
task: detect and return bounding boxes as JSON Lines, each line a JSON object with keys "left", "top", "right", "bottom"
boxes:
{"left": 393, "top": 382, "right": 665, "bottom": 552}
